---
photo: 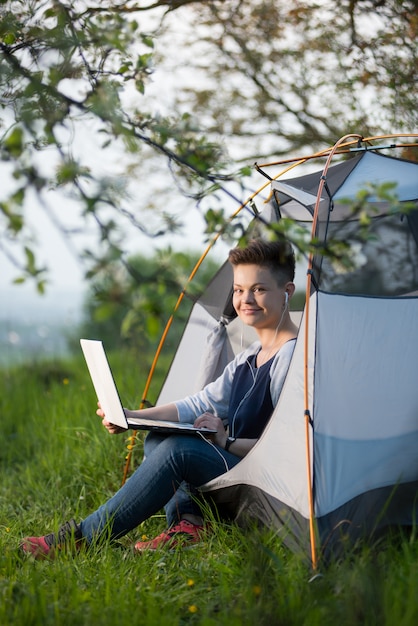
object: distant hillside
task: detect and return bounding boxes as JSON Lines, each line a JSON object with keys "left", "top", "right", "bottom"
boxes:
{"left": 0, "top": 287, "right": 84, "bottom": 366}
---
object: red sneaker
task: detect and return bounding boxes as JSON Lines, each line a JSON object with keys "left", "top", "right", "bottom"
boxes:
{"left": 134, "top": 519, "right": 206, "bottom": 552}
{"left": 20, "top": 519, "right": 83, "bottom": 559}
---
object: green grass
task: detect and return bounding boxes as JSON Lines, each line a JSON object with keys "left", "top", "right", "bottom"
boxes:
{"left": 1, "top": 353, "right": 417, "bottom": 625}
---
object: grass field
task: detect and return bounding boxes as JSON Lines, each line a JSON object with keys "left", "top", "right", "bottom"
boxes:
{"left": 1, "top": 352, "right": 417, "bottom": 625}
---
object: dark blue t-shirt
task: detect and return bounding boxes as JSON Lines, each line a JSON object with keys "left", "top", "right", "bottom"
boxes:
{"left": 227, "top": 353, "right": 274, "bottom": 439}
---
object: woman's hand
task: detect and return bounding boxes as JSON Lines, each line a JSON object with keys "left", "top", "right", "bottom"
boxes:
{"left": 96, "top": 402, "right": 127, "bottom": 435}
{"left": 193, "top": 412, "right": 258, "bottom": 458}
{"left": 193, "top": 412, "right": 227, "bottom": 448}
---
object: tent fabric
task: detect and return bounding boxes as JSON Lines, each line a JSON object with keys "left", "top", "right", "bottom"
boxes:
{"left": 333, "top": 152, "right": 418, "bottom": 203}
{"left": 271, "top": 151, "right": 418, "bottom": 220}
{"left": 314, "top": 292, "right": 418, "bottom": 515}
{"left": 157, "top": 303, "right": 220, "bottom": 403}
{"left": 207, "top": 484, "right": 312, "bottom": 556}
{"left": 155, "top": 150, "right": 418, "bottom": 563}
{"left": 317, "top": 213, "right": 418, "bottom": 295}
{"left": 194, "top": 319, "right": 233, "bottom": 393}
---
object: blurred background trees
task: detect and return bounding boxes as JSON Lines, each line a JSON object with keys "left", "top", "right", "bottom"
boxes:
{"left": 72, "top": 248, "right": 218, "bottom": 354}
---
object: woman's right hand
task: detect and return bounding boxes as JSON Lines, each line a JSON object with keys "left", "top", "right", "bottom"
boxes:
{"left": 96, "top": 402, "right": 127, "bottom": 435}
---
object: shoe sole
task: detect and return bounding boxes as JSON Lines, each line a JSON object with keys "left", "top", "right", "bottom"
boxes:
{"left": 134, "top": 541, "right": 202, "bottom": 553}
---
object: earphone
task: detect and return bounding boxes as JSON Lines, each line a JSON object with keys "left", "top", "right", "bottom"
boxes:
{"left": 285, "top": 292, "right": 289, "bottom": 306}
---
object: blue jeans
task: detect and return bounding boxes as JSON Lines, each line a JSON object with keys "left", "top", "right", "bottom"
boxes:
{"left": 80, "top": 434, "right": 240, "bottom": 543}
{"left": 143, "top": 433, "right": 200, "bottom": 526}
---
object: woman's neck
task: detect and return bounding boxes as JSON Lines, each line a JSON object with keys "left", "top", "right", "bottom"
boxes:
{"left": 256, "top": 318, "right": 298, "bottom": 367}
{"left": 257, "top": 317, "right": 298, "bottom": 350}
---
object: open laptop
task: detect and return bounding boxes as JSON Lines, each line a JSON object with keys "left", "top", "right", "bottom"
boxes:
{"left": 80, "top": 339, "right": 217, "bottom": 436}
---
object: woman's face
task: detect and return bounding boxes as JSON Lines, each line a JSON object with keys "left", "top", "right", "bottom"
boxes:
{"left": 232, "top": 264, "right": 288, "bottom": 331}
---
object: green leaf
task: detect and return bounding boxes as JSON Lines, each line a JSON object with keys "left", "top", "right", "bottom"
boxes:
{"left": 0, "top": 201, "right": 24, "bottom": 233}
{"left": 135, "top": 79, "right": 145, "bottom": 94}
{"left": 118, "top": 64, "right": 131, "bottom": 74}
{"left": 11, "top": 187, "right": 25, "bottom": 206}
{"left": 44, "top": 8, "right": 58, "bottom": 18}
{"left": 3, "top": 31, "right": 16, "bottom": 44}
{"left": 13, "top": 276, "right": 26, "bottom": 285}
{"left": 36, "top": 279, "right": 47, "bottom": 295}
{"left": 141, "top": 34, "right": 154, "bottom": 48}
{"left": 4, "top": 127, "right": 24, "bottom": 157}
{"left": 24, "top": 246, "right": 36, "bottom": 273}
{"left": 146, "top": 315, "right": 161, "bottom": 338}
{"left": 56, "top": 160, "right": 89, "bottom": 185}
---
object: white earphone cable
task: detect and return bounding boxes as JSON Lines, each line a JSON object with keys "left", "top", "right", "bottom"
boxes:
{"left": 197, "top": 432, "right": 231, "bottom": 472}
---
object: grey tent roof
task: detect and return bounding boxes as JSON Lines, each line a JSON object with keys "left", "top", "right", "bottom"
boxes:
{"left": 271, "top": 151, "right": 418, "bottom": 221}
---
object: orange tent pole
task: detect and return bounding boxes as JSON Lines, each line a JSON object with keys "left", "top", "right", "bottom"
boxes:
{"left": 256, "top": 133, "right": 418, "bottom": 168}
{"left": 303, "top": 133, "right": 364, "bottom": 569}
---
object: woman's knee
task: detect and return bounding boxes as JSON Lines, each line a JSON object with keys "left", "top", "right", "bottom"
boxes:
{"left": 143, "top": 432, "right": 168, "bottom": 456}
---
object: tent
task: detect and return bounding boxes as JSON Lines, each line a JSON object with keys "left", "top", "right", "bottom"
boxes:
{"left": 132, "top": 137, "right": 418, "bottom": 566}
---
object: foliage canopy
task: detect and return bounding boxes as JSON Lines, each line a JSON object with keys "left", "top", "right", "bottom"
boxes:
{"left": 0, "top": 0, "right": 417, "bottom": 291}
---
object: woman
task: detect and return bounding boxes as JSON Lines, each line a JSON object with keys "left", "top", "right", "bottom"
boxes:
{"left": 21, "top": 238, "right": 298, "bottom": 557}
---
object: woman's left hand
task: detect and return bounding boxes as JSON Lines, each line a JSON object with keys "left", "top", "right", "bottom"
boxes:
{"left": 193, "top": 412, "right": 227, "bottom": 448}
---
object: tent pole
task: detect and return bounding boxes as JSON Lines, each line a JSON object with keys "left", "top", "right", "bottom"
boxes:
{"left": 303, "top": 133, "right": 364, "bottom": 569}
{"left": 256, "top": 133, "right": 418, "bottom": 168}
{"left": 303, "top": 268, "right": 316, "bottom": 569}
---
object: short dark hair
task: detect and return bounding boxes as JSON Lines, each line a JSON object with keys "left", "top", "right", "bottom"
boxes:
{"left": 228, "top": 238, "right": 295, "bottom": 286}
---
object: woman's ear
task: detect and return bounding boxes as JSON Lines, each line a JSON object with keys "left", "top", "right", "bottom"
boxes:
{"left": 285, "top": 282, "right": 296, "bottom": 299}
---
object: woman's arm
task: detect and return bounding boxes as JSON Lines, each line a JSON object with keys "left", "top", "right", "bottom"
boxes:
{"left": 222, "top": 438, "right": 257, "bottom": 458}
{"left": 192, "top": 412, "right": 257, "bottom": 458}
{"left": 124, "top": 403, "right": 179, "bottom": 422}
{"left": 97, "top": 402, "right": 179, "bottom": 434}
